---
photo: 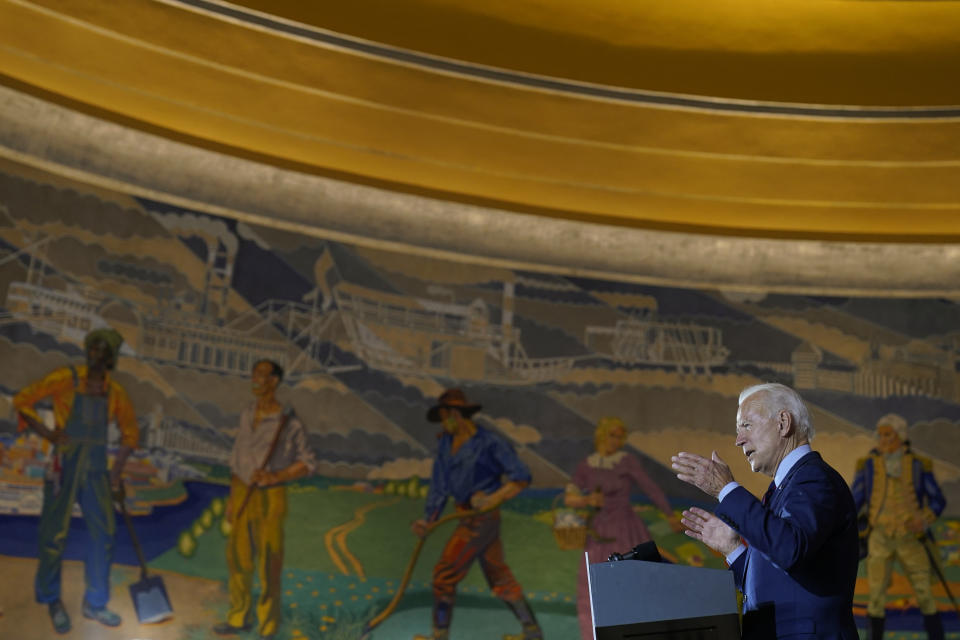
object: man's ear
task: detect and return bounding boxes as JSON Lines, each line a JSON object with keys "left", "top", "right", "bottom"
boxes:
{"left": 778, "top": 410, "right": 793, "bottom": 436}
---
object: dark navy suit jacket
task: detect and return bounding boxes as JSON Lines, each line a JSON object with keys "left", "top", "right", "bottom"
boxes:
{"left": 715, "top": 451, "right": 859, "bottom": 640}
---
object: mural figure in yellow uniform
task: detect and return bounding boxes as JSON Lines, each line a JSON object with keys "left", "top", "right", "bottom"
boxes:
{"left": 13, "top": 328, "right": 138, "bottom": 634}
{"left": 213, "top": 359, "right": 316, "bottom": 640}
{"left": 852, "top": 413, "right": 946, "bottom": 640}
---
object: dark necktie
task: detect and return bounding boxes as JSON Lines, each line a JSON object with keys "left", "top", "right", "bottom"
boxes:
{"left": 762, "top": 481, "right": 776, "bottom": 506}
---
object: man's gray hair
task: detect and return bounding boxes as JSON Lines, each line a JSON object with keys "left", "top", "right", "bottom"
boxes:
{"left": 739, "top": 383, "right": 815, "bottom": 441}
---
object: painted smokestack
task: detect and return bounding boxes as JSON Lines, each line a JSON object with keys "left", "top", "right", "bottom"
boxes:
{"left": 502, "top": 278, "right": 515, "bottom": 362}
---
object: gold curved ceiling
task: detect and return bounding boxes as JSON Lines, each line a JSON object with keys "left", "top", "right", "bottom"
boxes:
{"left": 238, "top": 0, "right": 960, "bottom": 106}
{"left": 1, "top": 0, "right": 959, "bottom": 239}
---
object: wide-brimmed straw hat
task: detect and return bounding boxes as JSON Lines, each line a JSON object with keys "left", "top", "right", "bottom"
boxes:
{"left": 426, "top": 388, "right": 482, "bottom": 422}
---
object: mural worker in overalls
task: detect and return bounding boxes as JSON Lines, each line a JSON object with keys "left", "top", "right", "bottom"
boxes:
{"left": 411, "top": 388, "right": 543, "bottom": 640}
{"left": 13, "top": 327, "right": 138, "bottom": 634}
{"left": 853, "top": 413, "right": 947, "bottom": 640}
{"left": 213, "top": 359, "right": 316, "bottom": 640}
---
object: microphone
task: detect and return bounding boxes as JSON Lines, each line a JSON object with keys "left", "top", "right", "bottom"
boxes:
{"left": 608, "top": 541, "right": 663, "bottom": 563}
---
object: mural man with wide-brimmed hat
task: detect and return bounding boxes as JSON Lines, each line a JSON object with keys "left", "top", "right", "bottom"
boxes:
{"left": 14, "top": 327, "right": 138, "bottom": 634}
{"left": 852, "top": 413, "right": 947, "bottom": 640}
{"left": 411, "top": 388, "right": 543, "bottom": 640}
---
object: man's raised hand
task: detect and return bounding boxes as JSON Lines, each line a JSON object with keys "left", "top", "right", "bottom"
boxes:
{"left": 671, "top": 450, "right": 735, "bottom": 499}
{"left": 681, "top": 507, "right": 741, "bottom": 556}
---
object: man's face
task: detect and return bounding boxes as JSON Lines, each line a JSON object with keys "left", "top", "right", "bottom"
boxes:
{"left": 876, "top": 425, "right": 903, "bottom": 455}
{"left": 439, "top": 407, "right": 460, "bottom": 434}
{"left": 251, "top": 361, "right": 279, "bottom": 397}
{"left": 735, "top": 394, "right": 784, "bottom": 477}
{"left": 86, "top": 337, "right": 114, "bottom": 371}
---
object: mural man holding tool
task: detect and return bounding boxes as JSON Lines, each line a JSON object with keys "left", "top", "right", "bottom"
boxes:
{"left": 213, "top": 359, "right": 316, "bottom": 640}
{"left": 14, "top": 327, "right": 138, "bottom": 634}
{"left": 411, "top": 388, "right": 543, "bottom": 640}
{"left": 852, "top": 413, "right": 948, "bottom": 640}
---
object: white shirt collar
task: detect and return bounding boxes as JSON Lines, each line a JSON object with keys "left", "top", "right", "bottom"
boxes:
{"left": 587, "top": 451, "right": 626, "bottom": 470}
{"left": 774, "top": 444, "right": 812, "bottom": 487}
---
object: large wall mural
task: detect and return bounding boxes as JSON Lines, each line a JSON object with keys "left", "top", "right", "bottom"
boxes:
{"left": 1, "top": 159, "right": 959, "bottom": 639}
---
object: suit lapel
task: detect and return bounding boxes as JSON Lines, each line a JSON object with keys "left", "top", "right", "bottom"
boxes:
{"left": 769, "top": 451, "right": 819, "bottom": 510}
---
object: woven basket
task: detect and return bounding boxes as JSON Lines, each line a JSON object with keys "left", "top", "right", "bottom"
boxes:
{"left": 551, "top": 494, "right": 588, "bottom": 550}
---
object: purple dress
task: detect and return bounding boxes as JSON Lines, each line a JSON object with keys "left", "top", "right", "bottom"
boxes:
{"left": 571, "top": 451, "right": 673, "bottom": 640}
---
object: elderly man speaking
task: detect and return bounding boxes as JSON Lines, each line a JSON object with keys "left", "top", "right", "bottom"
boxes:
{"left": 671, "top": 383, "right": 859, "bottom": 640}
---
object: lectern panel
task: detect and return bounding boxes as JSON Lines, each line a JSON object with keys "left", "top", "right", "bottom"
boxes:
{"left": 594, "top": 612, "right": 740, "bottom": 640}
{"left": 588, "top": 557, "right": 740, "bottom": 640}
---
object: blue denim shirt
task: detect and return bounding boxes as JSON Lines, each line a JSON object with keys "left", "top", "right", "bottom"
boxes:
{"left": 424, "top": 425, "right": 532, "bottom": 521}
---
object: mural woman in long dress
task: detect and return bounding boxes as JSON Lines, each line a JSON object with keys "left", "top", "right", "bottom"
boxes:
{"left": 565, "top": 417, "right": 680, "bottom": 640}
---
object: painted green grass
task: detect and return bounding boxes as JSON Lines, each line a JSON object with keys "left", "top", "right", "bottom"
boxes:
{"left": 343, "top": 496, "right": 583, "bottom": 593}
{"left": 147, "top": 486, "right": 638, "bottom": 630}
{"left": 153, "top": 486, "right": 722, "bottom": 591}
{"left": 148, "top": 485, "right": 960, "bottom": 639}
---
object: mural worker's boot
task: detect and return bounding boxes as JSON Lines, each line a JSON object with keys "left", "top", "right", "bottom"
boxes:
{"left": 47, "top": 599, "right": 71, "bottom": 634}
{"left": 414, "top": 597, "right": 453, "bottom": 640}
{"left": 81, "top": 600, "right": 122, "bottom": 627}
{"left": 868, "top": 616, "right": 885, "bottom": 640}
{"left": 923, "top": 613, "right": 945, "bottom": 640}
{"left": 503, "top": 598, "right": 543, "bottom": 640}
{"left": 212, "top": 621, "right": 254, "bottom": 635}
